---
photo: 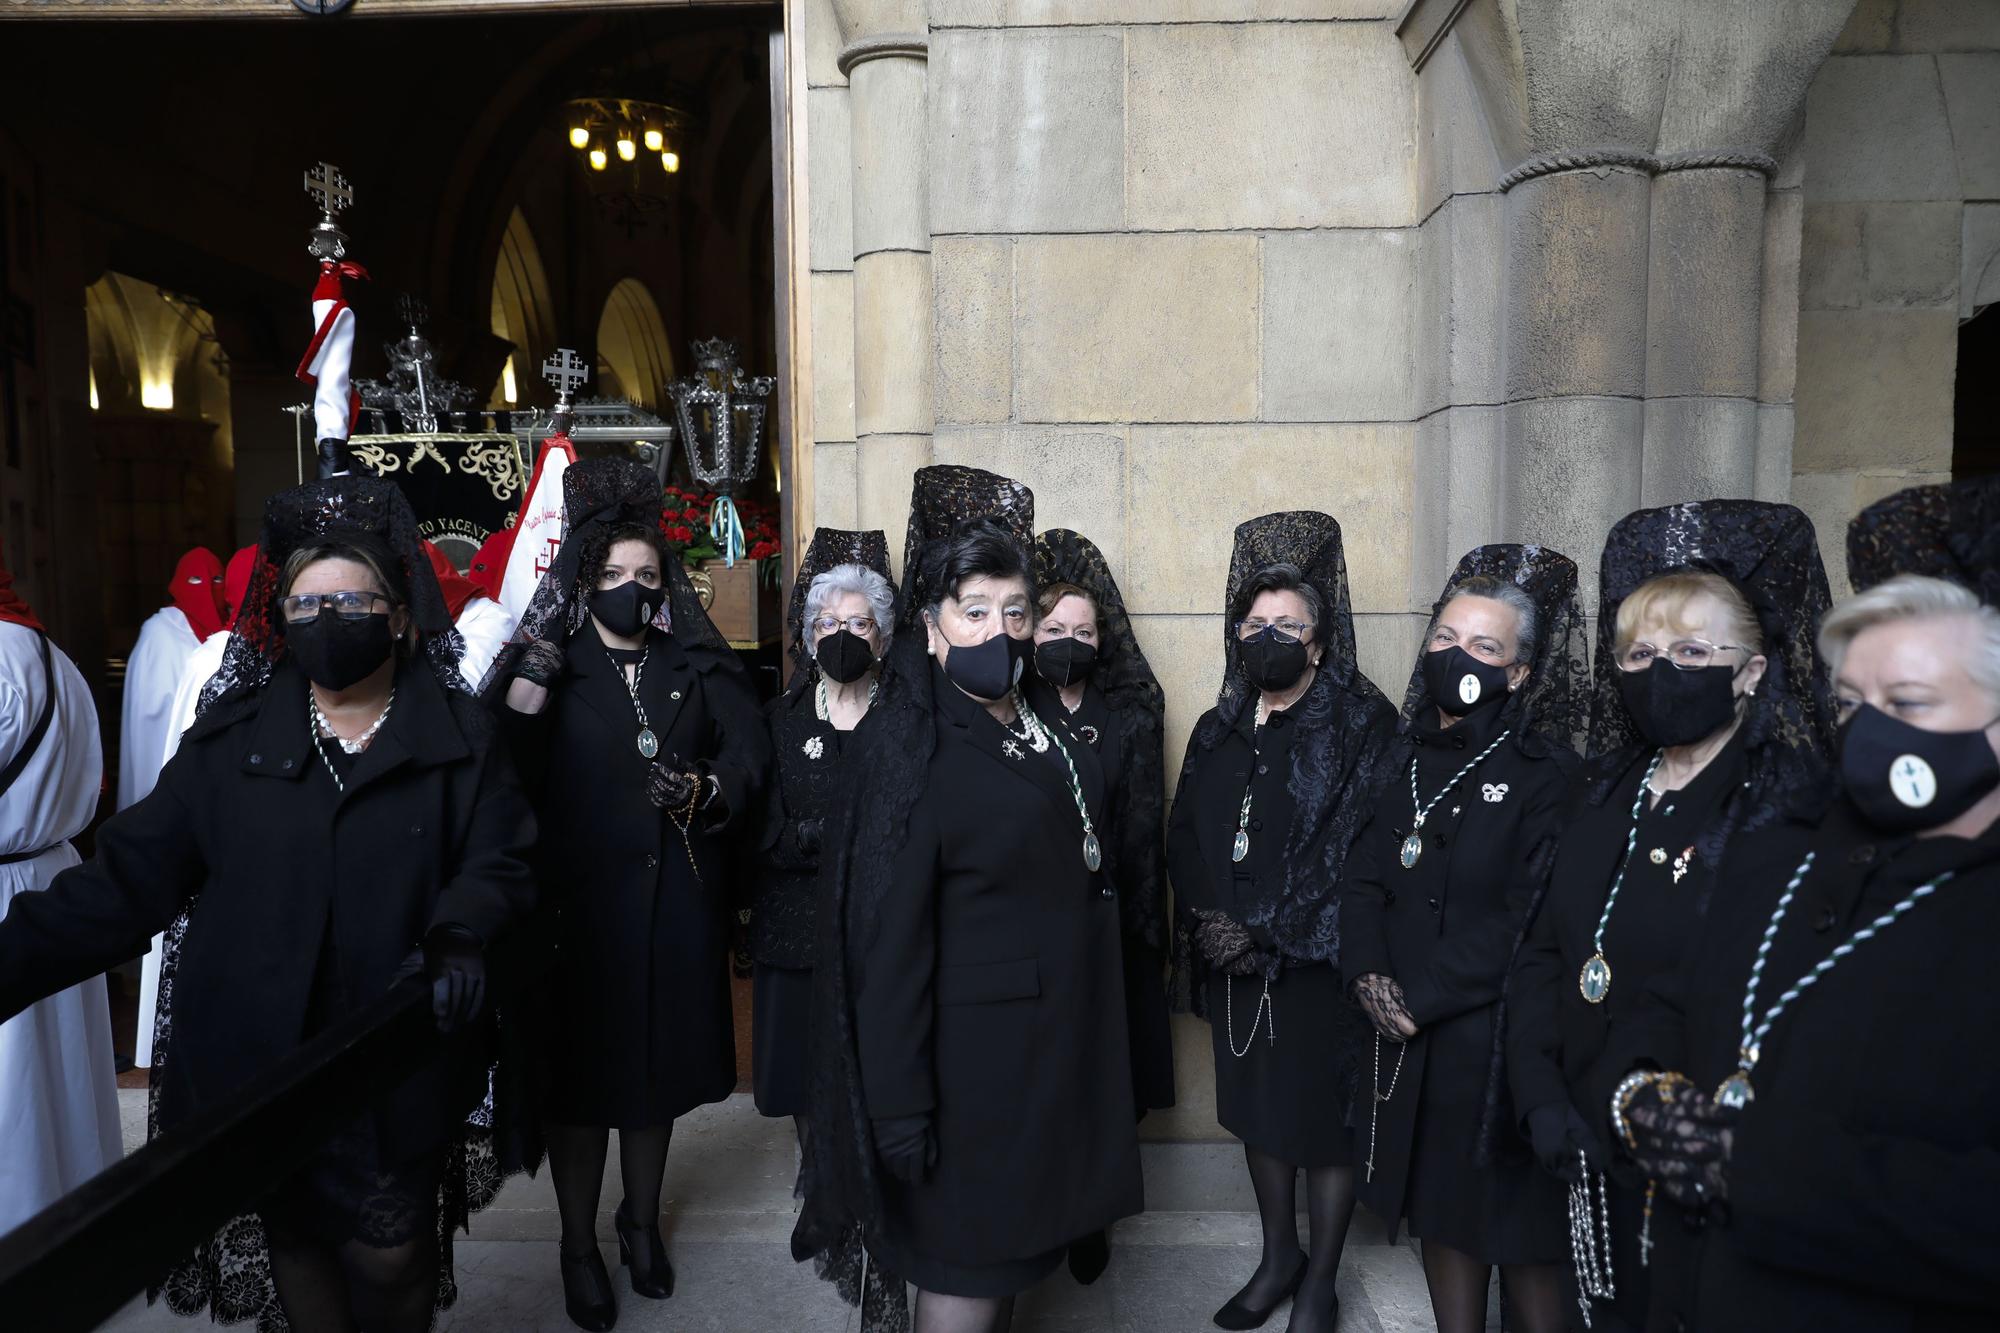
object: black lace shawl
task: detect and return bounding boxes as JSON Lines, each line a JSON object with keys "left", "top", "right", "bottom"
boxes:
{"left": 1034, "top": 528, "right": 1168, "bottom": 950}
{"left": 1399, "top": 544, "right": 1590, "bottom": 1164}
{"left": 160, "top": 475, "right": 507, "bottom": 1330}
{"left": 896, "top": 465, "right": 1035, "bottom": 630}
{"left": 1846, "top": 474, "right": 2000, "bottom": 605}
{"left": 1399, "top": 543, "right": 1590, "bottom": 756}
{"left": 783, "top": 526, "right": 893, "bottom": 692}
{"left": 476, "top": 456, "right": 734, "bottom": 700}
{"left": 197, "top": 476, "right": 468, "bottom": 715}
{"left": 1168, "top": 512, "right": 1399, "bottom": 1014}
{"left": 1583, "top": 500, "right": 1838, "bottom": 902}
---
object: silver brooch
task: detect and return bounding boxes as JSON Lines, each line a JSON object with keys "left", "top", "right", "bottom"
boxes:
{"left": 1481, "top": 782, "right": 1509, "bottom": 803}
{"left": 1002, "top": 740, "right": 1025, "bottom": 761}
{"left": 1080, "top": 724, "right": 1100, "bottom": 745}
{"left": 802, "top": 736, "right": 825, "bottom": 761}
{"left": 1672, "top": 846, "right": 1696, "bottom": 884}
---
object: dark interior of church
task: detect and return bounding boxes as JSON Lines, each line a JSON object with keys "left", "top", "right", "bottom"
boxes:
{"left": 0, "top": 3, "right": 781, "bottom": 711}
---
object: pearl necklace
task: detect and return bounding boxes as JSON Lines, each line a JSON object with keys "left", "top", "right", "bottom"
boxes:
{"left": 308, "top": 689, "right": 395, "bottom": 793}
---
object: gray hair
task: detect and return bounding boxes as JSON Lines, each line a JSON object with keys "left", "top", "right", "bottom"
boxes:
{"left": 804, "top": 562, "right": 896, "bottom": 644}
{"left": 1819, "top": 574, "right": 2000, "bottom": 704}
{"left": 1439, "top": 574, "right": 1539, "bottom": 665}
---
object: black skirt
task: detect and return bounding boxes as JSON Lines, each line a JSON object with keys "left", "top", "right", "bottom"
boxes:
{"left": 1207, "top": 962, "right": 1353, "bottom": 1168}
{"left": 874, "top": 1230, "right": 1064, "bottom": 1300}
{"left": 751, "top": 962, "right": 812, "bottom": 1118}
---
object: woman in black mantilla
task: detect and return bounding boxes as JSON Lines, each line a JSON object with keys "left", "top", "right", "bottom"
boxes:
{"left": 1024, "top": 528, "right": 1177, "bottom": 1287}
{"left": 1506, "top": 502, "right": 1836, "bottom": 1333}
{"left": 1166, "top": 511, "right": 1397, "bottom": 1333}
{"left": 1612, "top": 563, "right": 2000, "bottom": 1332}
{"left": 492, "top": 457, "right": 770, "bottom": 1332}
{"left": 1340, "top": 545, "right": 1589, "bottom": 1333}
{"left": 799, "top": 494, "right": 1143, "bottom": 1333}
{"left": 0, "top": 476, "right": 537, "bottom": 1333}
{"left": 751, "top": 527, "right": 895, "bottom": 1142}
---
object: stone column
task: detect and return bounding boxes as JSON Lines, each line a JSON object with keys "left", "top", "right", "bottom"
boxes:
{"left": 833, "top": 1, "right": 932, "bottom": 554}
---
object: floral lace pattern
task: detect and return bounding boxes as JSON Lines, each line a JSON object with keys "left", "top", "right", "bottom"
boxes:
{"left": 1846, "top": 474, "right": 2000, "bottom": 605}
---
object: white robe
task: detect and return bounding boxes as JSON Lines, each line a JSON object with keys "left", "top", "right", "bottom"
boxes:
{"left": 0, "top": 622, "right": 123, "bottom": 1238}
{"left": 133, "top": 630, "right": 231, "bottom": 1068}
{"left": 117, "top": 605, "right": 200, "bottom": 811}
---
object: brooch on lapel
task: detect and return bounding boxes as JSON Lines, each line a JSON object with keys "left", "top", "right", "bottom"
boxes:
{"left": 1079, "top": 724, "right": 1100, "bottom": 745}
{"left": 1002, "top": 740, "right": 1025, "bottom": 762}
{"left": 802, "top": 736, "right": 825, "bottom": 761}
{"left": 1481, "top": 782, "right": 1509, "bottom": 803}
{"left": 1672, "top": 846, "right": 1696, "bottom": 884}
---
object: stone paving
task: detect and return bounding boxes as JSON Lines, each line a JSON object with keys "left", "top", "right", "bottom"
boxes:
{"left": 98, "top": 1091, "right": 1443, "bottom": 1332}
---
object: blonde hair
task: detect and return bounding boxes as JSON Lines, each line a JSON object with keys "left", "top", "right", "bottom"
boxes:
{"left": 1613, "top": 571, "right": 1762, "bottom": 656}
{"left": 1036, "top": 581, "right": 1097, "bottom": 623}
{"left": 1818, "top": 574, "right": 2000, "bottom": 701}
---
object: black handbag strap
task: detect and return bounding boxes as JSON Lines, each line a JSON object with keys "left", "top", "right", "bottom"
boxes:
{"left": 0, "top": 629, "right": 58, "bottom": 802}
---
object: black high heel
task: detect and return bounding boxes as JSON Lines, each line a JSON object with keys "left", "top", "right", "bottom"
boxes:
{"left": 559, "top": 1246, "right": 617, "bottom": 1332}
{"left": 1068, "top": 1229, "right": 1112, "bottom": 1285}
{"left": 614, "top": 1201, "right": 674, "bottom": 1299}
{"left": 1212, "top": 1250, "right": 1307, "bottom": 1330}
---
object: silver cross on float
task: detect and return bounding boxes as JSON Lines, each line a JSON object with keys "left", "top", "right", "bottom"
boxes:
{"left": 302, "top": 161, "right": 353, "bottom": 261}
{"left": 542, "top": 348, "right": 591, "bottom": 411}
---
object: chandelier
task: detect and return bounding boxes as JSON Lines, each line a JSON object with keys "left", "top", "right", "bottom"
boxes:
{"left": 563, "top": 95, "right": 694, "bottom": 230}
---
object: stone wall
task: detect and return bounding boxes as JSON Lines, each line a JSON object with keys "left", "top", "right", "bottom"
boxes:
{"left": 1791, "top": 0, "right": 2000, "bottom": 593}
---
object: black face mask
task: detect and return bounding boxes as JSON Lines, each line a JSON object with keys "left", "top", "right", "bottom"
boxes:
{"left": 815, "top": 629, "right": 875, "bottom": 685}
{"left": 1424, "top": 645, "right": 1512, "bottom": 717}
{"left": 1036, "top": 638, "right": 1098, "bottom": 689}
{"left": 942, "top": 630, "right": 1027, "bottom": 701}
{"left": 1239, "top": 630, "right": 1312, "bottom": 694}
{"left": 591, "top": 578, "right": 665, "bottom": 639}
{"left": 1617, "top": 659, "right": 1741, "bottom": 748}
{"left": 1839, "top": 703, "right": 2000, "bottom": 833}
{"left": 284, "top": 609, "right": 395, "bottom": 691}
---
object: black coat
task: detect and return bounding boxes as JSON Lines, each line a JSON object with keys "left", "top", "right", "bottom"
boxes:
{"left": 1340, "top": 704, "right": 1570, "bottom": 1256}
{"left": 1026, "top": 677, "right": 1175, "bottom": 1114}
{"left": 752, "top": 685, "right": 854, "bottom": 970}
{"left": 1619, "top": 799, "right": 2000, "bottom": 1333}
{"left": 510, "top": 623, "right": 769, "bottom": 1126}
{"left": 857, "top": 664, "right": 1143, "bottom": 1266}
{"left": 0, "top": 658, "right": 537, "bottom": 1163}
{"left": 1167, "top": 702, "right": 1305, "bottom": 955}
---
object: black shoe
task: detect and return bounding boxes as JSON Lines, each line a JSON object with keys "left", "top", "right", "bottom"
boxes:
{"left": 559, "top": 1246, "right": 617, "bottom": 1332}
{"left": 1212, "top": 1250, "right": 1307, "bottom": 1330}
{"left": 1283, "top": 1273, "right": 1339, "bottom": 1333}
{"left": 1068, "top": 1230, "right": 1111, "bottom": 1285}
{"left": 614, "top": 1201, "right": 674, "bottom": 1299}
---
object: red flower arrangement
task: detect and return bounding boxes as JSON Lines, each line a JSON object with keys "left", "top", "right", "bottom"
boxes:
{"left": 659, "top": 483, "right": 782, "bottom": 569}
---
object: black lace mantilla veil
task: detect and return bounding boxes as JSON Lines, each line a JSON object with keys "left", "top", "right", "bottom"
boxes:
{"left": 476, "top": 456, "right": 734, "bottom": 700}
{"left": 1398, "top": 543, "right": 1591, "bottom": 755}
{"left": 897, "top": 464, "right": 1035, "bottom": 630}
{"left": 1167, "top": 511, "right": 1399, "bottom": 1015}
{"left": 1846, "top": 474, "right": 2000, "bottom": 605}
{"left": 795, "top": 473, "right": 1038, "bottom": 1331}
{"left": 1034, "top": 528, "right": 1169, "bottom": 951}
{"left": 1585, "top": 500, "right": 1838, "bottom": 892}
{"left": 784, "top": 526, "right": 894, "bottom": 694}
{"left": 158, "top": 476, "right": 500, "bottom": 1332}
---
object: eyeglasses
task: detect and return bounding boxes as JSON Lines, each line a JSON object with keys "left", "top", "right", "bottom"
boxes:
{"left": 812, "top": 615, "right": 878, "bottom": 637}
{"left": 1234, "top": 619, "right": 1315, "bottom": 645}
{"left": 1616, "top": 638, "right": 1748, "bottom": 673}
{"left": 281, "top": 590, "right": 391, "bottom": 623}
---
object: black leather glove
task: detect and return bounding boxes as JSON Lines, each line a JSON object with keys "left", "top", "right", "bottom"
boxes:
{"left": 316, "top": 436, "right": 353, "bottom": 479}
{"left": 513, "top": 638, "right": 567, "bottom": 688}
{"left": 1529, "top": 1102, "right": 1602, "bottom": 1183}
{"left": 795, "top": 817, "right": 824, "bottom": 858}
{"left": 423, "top": 924, "right": 487, "bottom": 1035}
{"left": 646, "top": 761, "right": 701, "bottom": 812}
{"left": 871, "top": 1114, "right": 936, "bottom": 1185}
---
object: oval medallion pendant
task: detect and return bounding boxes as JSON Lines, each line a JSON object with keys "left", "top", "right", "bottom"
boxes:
{"left": 1578, "top": 952, "right": 1612, "bottom": 1004}
{"left": 1714, "top": 1071, "right": 1755, "bottom": 1111}
{"left": 1084, "top": 832, "right": 1103, "bottom": 873}
{"left": 1399, "top": 832, "right": 1423, "bottom": 870}
{"left": 637, "top": 728, "right": 660, "bottom": 760}
{"left": 1231, "top": 829, "right": 1250, "bottom": 863}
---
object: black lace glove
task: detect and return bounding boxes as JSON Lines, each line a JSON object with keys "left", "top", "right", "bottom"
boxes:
{"left": 871, "top": 1114, "right": 936, "bottom": 1185}
{"left": 423, "top": 925, "right": 487, "bottom": 1035}
{"left": 513, "top": 638, "right": 567, "bottom": 687}
{"left": 795, "top": 817, "right": 824, "bottom": 858}
{"left": 1627, "top": 1078, "right": 1734, "bottom": 1208}
{"left": 646, "top": 761, "right": 701, "bottom": 812}
{"left": 1529, "top": 1102, "right": 1603, "bottom": 1183}
{"left": 1353, "top": 973, "right": 1418, "bottom": 1041}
